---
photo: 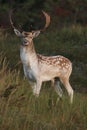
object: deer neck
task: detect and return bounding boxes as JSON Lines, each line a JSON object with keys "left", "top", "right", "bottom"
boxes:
{"left": 20, "top": 41, "right": 38, "bottom": 65}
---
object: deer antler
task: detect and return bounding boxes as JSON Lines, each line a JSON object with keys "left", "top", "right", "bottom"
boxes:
{"left": 9, "top": 9, "right": 23, "bottom": 32}
{"left": 9, "top": 9, "right": 15, "bottom": 29}
{"left": 41, "top": 11, "right": 50, "bottom": 31}
{"left": 9, "top": 10, "right": 50, "bottom": 32}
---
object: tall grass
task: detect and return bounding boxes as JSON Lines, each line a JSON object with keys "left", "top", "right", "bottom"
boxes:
{"left": 0, "top": 25, "right": 87, "bottom": 130}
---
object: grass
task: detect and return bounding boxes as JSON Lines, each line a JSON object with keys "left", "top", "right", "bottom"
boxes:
{"left": 0, "top": 25, "right": 87, "bottom": 130}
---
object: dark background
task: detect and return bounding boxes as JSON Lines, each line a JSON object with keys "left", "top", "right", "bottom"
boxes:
{"left": 0, "top": 0, "right": 87, "bottom": 31}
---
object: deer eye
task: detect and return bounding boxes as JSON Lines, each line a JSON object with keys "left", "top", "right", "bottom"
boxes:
{"left": 24, "top": 32, "right": 28, "bottom": 36}
{"left": 29, "top": 36, "right": 33, "bottom": 39}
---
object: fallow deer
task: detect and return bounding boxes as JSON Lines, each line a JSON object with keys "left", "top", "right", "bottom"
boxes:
{"left": 9, "top": 10, "right": 74, "bottom": 103}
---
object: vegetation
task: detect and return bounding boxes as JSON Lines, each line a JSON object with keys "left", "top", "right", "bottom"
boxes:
{"left": 0, "top": 1, "right": 87, "bottom": 130}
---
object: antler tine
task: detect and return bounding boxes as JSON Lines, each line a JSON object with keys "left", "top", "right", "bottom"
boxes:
{"left": 41, "top": 10, "right": 50, "bottom": 31}
{"left": 9, "top": 9, "right": 16, "bottom": 29}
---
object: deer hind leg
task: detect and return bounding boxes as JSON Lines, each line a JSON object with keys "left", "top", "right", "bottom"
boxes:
{"left": 60, "top": 76, "right": 74, "bottom": 104}
{"left": 51, "top": 78, "right": 63, "bottom": 99}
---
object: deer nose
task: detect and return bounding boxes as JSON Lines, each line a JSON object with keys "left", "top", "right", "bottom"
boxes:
{"left": 23, "top": 38, "right": 28, "bottom": 42}
{"left": 21, "top": 38, "right": 29, "bottom": 45}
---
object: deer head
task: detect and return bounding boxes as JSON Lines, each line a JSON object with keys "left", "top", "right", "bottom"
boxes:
{"left": 9, "top": 10, "right": 50, "bottom": 46}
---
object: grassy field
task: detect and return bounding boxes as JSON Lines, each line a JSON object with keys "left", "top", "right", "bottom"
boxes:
{"left": 0, "top": 26, "right": 87, "bottom": 130}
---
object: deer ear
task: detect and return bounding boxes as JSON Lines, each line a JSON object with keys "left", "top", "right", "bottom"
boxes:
{"left": 14, "top": 29, "right": 22, "bottom": 37}
{"left": 32, "top": 31, "right": 40, "bottom": 38}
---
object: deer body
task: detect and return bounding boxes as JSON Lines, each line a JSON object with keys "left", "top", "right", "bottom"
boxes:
{"left": 19, "top": 38, "right": 73, "bottom": 103}
{"left": 20, "top": 42, "right": 72, "bottom": 83}
{"left": 10, "top": 11, "right": 74, "bottom": 103}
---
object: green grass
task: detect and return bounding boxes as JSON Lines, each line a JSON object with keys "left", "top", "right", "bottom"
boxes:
{"left": 0, "top": 25, "right": 87, "bottom": 130}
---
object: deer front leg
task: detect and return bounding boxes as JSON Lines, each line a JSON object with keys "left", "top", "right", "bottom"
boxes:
{"left": 32, "top": 80, "right": 42, "bottom": 97}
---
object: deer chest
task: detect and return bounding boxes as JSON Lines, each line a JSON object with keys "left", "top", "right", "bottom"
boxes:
{"left": 23, "top": 65, "right": 36, "bottom": 82}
